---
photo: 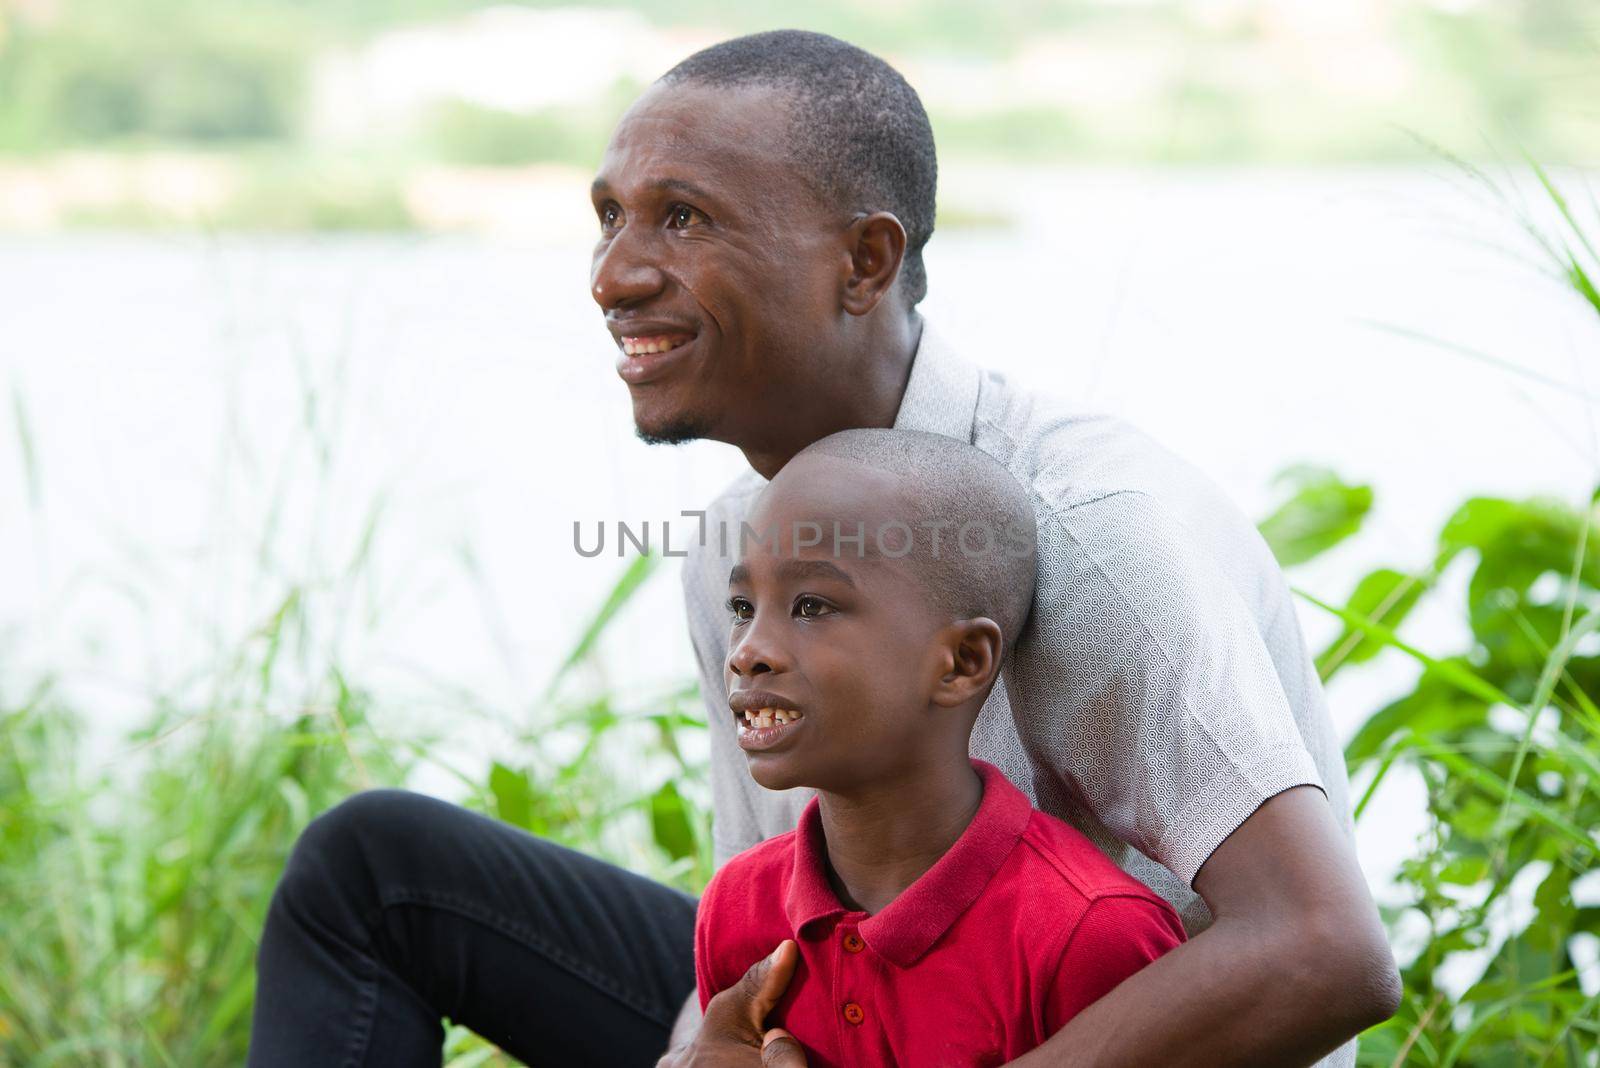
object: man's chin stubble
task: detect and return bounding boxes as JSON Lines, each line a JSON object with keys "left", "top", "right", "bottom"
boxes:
{"left": 635, "top": 417, "right": 713, "bottom": 446}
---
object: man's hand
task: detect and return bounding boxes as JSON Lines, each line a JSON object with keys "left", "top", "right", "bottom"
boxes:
{"left": 656, "top": 940, "right": 808, "bottom": 1068}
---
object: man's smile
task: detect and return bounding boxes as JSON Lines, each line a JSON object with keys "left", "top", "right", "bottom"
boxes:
{"left": 614, "top": 331, "right": 701, "bottom": 385}
{"left": 621, "top": 332, "right": 695, "bottom": 356}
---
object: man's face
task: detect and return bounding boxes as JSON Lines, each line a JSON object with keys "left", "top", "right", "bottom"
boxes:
{"left": 722, "top": 456, "right": 951, "bottom": 794}
{"left": 589, "top": 82, "right": 848, "bottom": 448}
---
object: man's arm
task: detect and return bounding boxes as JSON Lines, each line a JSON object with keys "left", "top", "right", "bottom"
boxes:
{"left": 1009, "top": 786, "right": 1401, "bottom": 1068}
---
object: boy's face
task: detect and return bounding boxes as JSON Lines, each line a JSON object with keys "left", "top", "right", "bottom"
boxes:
{"left": 723, "top": 455, "right": 956, "bottom": 794}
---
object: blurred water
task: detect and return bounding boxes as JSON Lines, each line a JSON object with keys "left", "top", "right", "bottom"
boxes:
{"left": 2, "top": 166, "right": 1596, "bottom": 892}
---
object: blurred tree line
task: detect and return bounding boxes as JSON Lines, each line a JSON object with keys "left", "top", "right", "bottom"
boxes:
{"left": 0, "top": 0, "right": 1596, "bottom": 165}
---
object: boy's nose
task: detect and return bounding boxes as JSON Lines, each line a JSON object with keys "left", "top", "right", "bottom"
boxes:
{"left": 727, "top": 643, "right": 773, "bottom": 678}
{"left": 727, "top": 627, "right": 788, "bottom": 678}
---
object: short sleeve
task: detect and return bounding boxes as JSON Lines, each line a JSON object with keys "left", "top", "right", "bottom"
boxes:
{"left": 1043, "top": 895, "right": 1186, "bottom": 1033}
{"left": 1006, "top": 491, "right": 1324, "bottom": 885}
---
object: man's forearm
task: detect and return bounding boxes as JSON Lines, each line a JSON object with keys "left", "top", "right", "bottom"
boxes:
{"left": 1008, "top": 913, "right": 1381, "bottom": 1068}
{"left": 1009, "top": 788, "right": 1399, "bottom": 1068}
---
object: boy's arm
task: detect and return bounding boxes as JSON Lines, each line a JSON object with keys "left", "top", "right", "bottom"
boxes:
{"left": 1014, "top": 786, "right": 1400, "bottom": 1068}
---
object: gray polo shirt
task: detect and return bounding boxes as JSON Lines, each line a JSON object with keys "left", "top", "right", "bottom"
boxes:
{"left": 681, "top": 323, "right": 1355, "bottom": 1064}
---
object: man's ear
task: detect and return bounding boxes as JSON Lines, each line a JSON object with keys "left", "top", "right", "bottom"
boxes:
{"left": 840, "top": 211, "right": 907, "bottom": 317}
{"left": 930, "top": 618, "right": 1004, "bottom": 708}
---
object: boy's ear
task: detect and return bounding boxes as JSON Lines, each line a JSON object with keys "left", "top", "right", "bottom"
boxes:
{"left": 930, "top": 618, "right": 1004, "bottom": 708}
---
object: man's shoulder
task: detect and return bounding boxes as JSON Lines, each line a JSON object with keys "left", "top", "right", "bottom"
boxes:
{"left": 976, "top": 369, "right": 1251, "bottom": 532}
{"left": 976, "top": 372, "right": 1278, "bottom": 597}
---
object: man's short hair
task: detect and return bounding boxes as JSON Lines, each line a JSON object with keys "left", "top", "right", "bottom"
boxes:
{"left": 659, "top": 30, "right": 938, "bottom": 308}
{"left": 791, "top": 428, "right": 1038, "bottom": 649}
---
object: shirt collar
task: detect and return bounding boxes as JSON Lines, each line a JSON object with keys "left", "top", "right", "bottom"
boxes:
{"left": 782, "top": 759, "right": 1034, "bottom": 968}
{"left": 891, "top": 322, "right": 984, "bottom": 444}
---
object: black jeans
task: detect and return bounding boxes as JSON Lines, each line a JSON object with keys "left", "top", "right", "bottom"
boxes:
{"left": 246, "top": 790, "right": 698, "bottom": 1067}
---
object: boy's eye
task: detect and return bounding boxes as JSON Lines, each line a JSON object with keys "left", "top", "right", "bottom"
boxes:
{"left": 726, "top": 596, "right": 752, "bottom": 621}
{"left": 667, "top": 203, "right": 706, "bottom": 229}
{"left": 794, "top": 596, "right": 833, "bottom": 619}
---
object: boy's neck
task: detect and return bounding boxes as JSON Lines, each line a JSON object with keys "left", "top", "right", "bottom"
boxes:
{"left": 815, "top": 755, "right": 983, "bottom": 916}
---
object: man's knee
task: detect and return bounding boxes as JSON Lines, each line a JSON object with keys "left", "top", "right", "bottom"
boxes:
{"left": 274, "top": 789, "right": 451, "bottom": 921}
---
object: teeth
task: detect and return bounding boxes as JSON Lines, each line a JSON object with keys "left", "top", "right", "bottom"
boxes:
{"left": 622, "top": 335, "right": 692, "bottom": 357}
{"left": 738, "top": 707, "right": 801, "bottom": 731}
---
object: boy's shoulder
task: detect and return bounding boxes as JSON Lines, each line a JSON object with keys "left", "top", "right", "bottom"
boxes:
{"left": 703, "top": 827, "right": 798, "bottom": 904}
{"left": 1008, "top": 807, "right": 1183, "bottom": 921}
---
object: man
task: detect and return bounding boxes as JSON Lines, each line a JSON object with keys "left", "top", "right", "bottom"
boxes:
{"left": 247, "top": 29, "right": 1399, "bottom": 1068}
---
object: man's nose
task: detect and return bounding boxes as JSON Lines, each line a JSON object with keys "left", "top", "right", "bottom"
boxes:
{"left": 590, "top": 226, "right": 667, "bottom": 310}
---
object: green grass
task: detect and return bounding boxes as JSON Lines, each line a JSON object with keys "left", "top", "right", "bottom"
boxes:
{"left": 0, "top": 554, "right": 710, "bottom": 1066}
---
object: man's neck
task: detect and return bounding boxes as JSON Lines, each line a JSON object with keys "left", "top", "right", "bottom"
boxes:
{"left": 740, "top": 312, "right": 924, "bottom": 481}
{"left": 815, "top": 755, "right": 982, "bottom": 916}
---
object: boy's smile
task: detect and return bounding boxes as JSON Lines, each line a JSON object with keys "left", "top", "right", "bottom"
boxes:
{"left": 731, "top": 687, "right": 806, "bottom": 752}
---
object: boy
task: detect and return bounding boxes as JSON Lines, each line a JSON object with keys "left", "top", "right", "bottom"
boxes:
{"left": 695, "top": 428, "right": 1186, "bottom": 1067}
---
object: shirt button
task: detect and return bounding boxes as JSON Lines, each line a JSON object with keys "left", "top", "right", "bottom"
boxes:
{"left": 842, "top": 931, "right": 864, "bottom": 953}
{"left": 843, "top": 1002, "right": 865, "bottom": 1025}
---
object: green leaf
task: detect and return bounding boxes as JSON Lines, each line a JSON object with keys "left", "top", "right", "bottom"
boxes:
{"left": 1419, "top": 746, "right": 1597, "bottom": 858}
{"left": 1297, "top": 587, "right": 1515, "bottom": 708}
{"left": 1438, "top": 856, "right": 1490, "bottom": 886}
{"left": 1316, "top": 567, "right": 1429, "bottom": 679}
{"left": 1257, "top": 465, "right": 1373, "bottom": 567}
{"left": 649, "top": 780, "right": 696, "bottom": 862}
{"left": 488, "top": 762, "right": 532, "bottom": 830}
{"left": 1344, "top": 670, "right": 1489, "bottom": 766}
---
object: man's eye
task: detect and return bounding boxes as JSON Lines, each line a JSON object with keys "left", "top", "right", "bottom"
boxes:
{"left": 599, "top": 204, "right": 621, "bottom": 230}
{"left": 795, "top": 596, "right": 832, "bottom": 619}
{"left": 668, "top": 204, "right": 705, "bottom": 229}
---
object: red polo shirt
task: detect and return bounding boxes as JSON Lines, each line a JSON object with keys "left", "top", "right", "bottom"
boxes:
{"left": 695, "top": 760, "right": 1186, "bottom": 1067}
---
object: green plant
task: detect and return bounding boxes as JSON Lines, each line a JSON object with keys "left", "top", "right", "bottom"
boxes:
{"left": 1266, "top": 482, "right": 1600, "bottom": 1066}
{"left": 0, "top": 676, "right": 401, "bottom": 1065}
{"left": 464, "top": 552, "right": 713, "bottom": 894}
{"left": 0, "top": 549, "right": 704, "bottom": 1066}
{"left": 1258, "top": 162, "right": 1600, "bottom": 1065}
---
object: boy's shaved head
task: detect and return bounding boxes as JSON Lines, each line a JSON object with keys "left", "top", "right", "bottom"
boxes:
{"left": 782, "top": 428, "right": 1039, "bottom": 650}
{"left": 729, "top": 428, "right": 1038, "bottom": 792}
